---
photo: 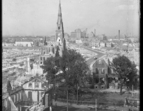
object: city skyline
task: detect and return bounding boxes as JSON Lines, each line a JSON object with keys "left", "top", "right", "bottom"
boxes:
{"left": 3, "top": 0, "right": 139, "bottom": 36}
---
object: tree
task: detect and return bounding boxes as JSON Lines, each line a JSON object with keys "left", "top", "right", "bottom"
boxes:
{"left": 12, "top": 58, "right": 16, "bottom": 61}
{"left": 125, "top": 62, "right": 138, "bottom": 90}
{"left": 111, "top": 55, "right": 138, "bottom": 94}
{"left": 41, "top": 48, "right": 89, "bottom": 101}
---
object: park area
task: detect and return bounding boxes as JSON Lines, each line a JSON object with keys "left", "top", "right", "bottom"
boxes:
{"left": 53, "top": 87, "right": 139, "bottom": 111}
{"left": 50, "top": 106, "right": 138, "bottom": 111}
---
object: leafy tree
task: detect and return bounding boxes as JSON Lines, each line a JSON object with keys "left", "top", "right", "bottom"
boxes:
{"left": 111, "top": 55, "right": 138, "bottom": 94}
{"left": 125, "top": 62, "right": 138, "bottom": 90}
{"left": 41, "top": 48, "right": 89, "bottom": 100}
{"left": 12, "top": 58, "right": 16, "bottom": 61}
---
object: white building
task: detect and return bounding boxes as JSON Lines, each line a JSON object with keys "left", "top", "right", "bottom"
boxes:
{"left": 99, "top": 42, "right": 105, "bottom": 47}
{"left": 14, "top": 41, "right": 33, "bottom": 47}
{"left": 75, "top": 39, "right": 82, "bottom": 44}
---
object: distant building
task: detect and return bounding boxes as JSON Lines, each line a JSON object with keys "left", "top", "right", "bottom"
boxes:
{"left": 99, "top": 41, "right": 106, "bottom": 47}
{"left": 14, "top": 40, "right": 33, "bottom": 47}
{"left": 75, "top": 39, "right": 82, "bottom": 44}
{"left": 70, "top": 29, "right": 87, "bottom": 40}
{"left": 64, "top": 33, "right": 70, "bottom": 41}
{"left": 39, "top": 44, "right": 56, "bottom": 66}
{"left": 3, "top": 42, "right": 15, "bottom": 47}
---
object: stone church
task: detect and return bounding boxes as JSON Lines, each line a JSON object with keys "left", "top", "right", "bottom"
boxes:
{"left": 39, "top": 0, "right": 66, "bottom": 66}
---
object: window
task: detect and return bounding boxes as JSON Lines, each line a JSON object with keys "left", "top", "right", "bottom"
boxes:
{"left": 35, "top": 82, "right": 39, "bottom": 88}
{"left": 52, "top": 48, "right": 55, "bottom": 53}
{"left": 28, "top": 83, "right": 32, "bottom": 88}
{"left": 13, "top": 95, "right": 15, "bottom": 103}
{"left": 58, "top": 26, "right": 60, "bottom": 30}
{"left": 19, "top": 92, "right": 21, "bottom": 100}
{"left": 102, "top": 69, "right": 105, "bottom": 74}
{"left": 28, "top": 91, "right": 32, "bottom": 101}
{"left": 15, "top": 94, "right": 17, "bottom": 102}
{"left": 17, "top": 93, "right": 19, "bottom": 101}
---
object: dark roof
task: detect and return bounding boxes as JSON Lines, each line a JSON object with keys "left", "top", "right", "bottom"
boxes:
{"left": 92, "top": 59, "right": 108, "bottom": 68}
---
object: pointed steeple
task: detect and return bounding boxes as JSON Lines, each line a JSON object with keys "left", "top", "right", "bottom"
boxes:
{"left": 58, "top": 0, "right": 62, "bottom": 17}
{"left": 57, "top": 0, "right": 63, "bottom": 28}
{"left": 56, "top": 0, "right": 66, "bottom": 57}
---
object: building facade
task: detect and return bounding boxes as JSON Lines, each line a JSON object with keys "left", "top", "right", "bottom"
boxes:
{"left": 14, "top": 41, "right": 33, "bottom": 47}
{"left": 92, "top": 59, "right": 109, "bottom": 89}
{"left": 9, "top": 75, "right": 47, "bottom": 111}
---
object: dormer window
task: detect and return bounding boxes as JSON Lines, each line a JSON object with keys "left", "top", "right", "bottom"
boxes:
{"left": 28, "top": 83, "right": 32, "bottom": 88}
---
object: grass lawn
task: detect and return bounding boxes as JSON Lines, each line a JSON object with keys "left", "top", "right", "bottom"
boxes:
{"left": 52, "top": 106, "right": 118, "bottom": 111}
{"left": 57, "top": 91, "right": 139, "bottom": 106}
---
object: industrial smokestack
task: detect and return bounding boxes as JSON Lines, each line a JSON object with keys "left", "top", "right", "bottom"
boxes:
{"left": 94, "top": 29, "right": 96, "bottom": 37}
{"left": 118, "top": 30, "right": 120, "bottom": 40}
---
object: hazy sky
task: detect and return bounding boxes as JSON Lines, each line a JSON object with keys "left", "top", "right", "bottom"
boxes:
{"left": 2, "top": 0, "right": 139, "bottom": 36}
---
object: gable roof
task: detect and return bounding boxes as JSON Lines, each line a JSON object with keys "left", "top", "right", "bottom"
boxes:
{"left": 10, "top": 75, "right": 45, "bottom": 95}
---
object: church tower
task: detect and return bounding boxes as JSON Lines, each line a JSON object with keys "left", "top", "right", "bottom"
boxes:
{"left": 56, "top": 0, "right": 66, "bottom": 57}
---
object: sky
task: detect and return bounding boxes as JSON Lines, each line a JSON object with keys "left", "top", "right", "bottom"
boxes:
{"left": 2, "top": 0, "right": 139, "bottom": 36}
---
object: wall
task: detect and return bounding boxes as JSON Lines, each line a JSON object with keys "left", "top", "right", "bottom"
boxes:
{"left": 10, "top": 79, "right": 46, "bottom": 111}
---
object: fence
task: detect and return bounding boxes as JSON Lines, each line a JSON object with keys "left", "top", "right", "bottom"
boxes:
{"left": 56, "top": 98, "right": 124, "bottom": 107}
{"left": 124, "top": 98, "right": 139, "bottom": 108}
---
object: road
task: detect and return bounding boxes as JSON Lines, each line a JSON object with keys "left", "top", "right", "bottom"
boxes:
{"left": 84, "top": 47, "right": 106, "bottom": 66}
{"left": 68, "top": 43, "right": 106, "bottom": 67}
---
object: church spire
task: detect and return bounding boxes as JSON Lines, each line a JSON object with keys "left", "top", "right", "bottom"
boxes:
{"left": 57, "top": 0, "right": 63, "bottom": 26}
{"left": 56, "top": 0, "right": 66, "bottom": 57}
{"left": 58, "top": 0, "right": 61, "bottom": 16}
